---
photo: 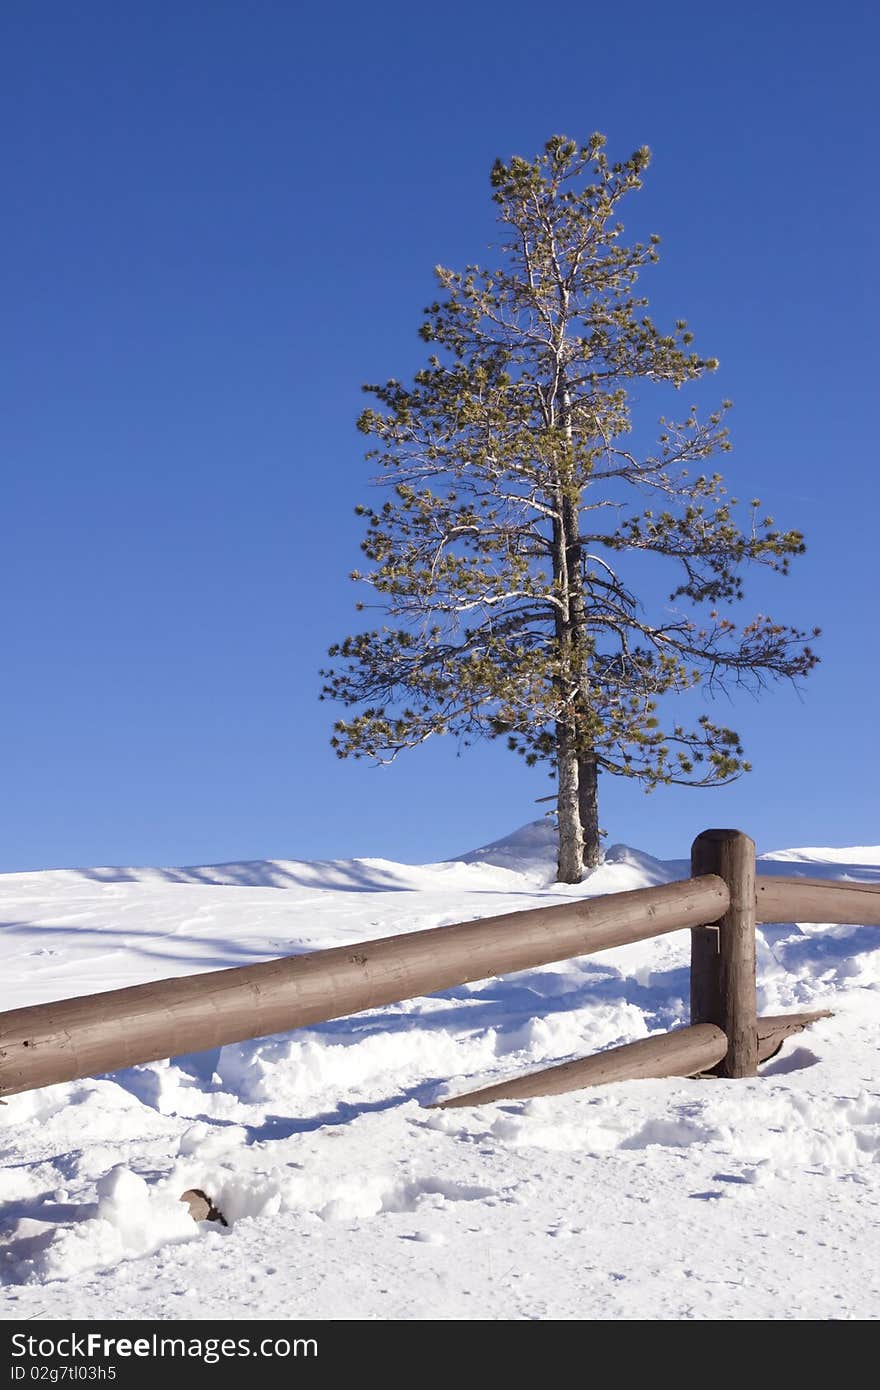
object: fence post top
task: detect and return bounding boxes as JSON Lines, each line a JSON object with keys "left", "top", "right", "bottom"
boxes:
{"left": 691, "top": 828, "right": 755, "bottom": 851}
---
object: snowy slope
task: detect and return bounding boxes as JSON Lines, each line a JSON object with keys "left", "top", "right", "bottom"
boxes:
{"left": 1, "top": 824, "right": 879, "bottom": 1320}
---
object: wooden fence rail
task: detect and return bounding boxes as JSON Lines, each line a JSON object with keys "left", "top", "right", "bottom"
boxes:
{"left": 0, "top": 877, "right": 727, "bottom": 1097}
{"left": 1, "top": 829, "right": 879, "bottom": 1102}
{"left": 756, "top": 875, "right": 880, "bottom": 924}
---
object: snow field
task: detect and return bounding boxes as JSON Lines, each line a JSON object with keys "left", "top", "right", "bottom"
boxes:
{"left": 1, "top": 824, "right": 879, "bottom": 1319}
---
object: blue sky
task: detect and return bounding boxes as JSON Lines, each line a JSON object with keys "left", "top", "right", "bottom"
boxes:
{"left": 1, "top": 2, "right": 877, "bottom": 872}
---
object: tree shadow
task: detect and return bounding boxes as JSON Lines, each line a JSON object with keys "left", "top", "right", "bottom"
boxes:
{"left": 74, "top": 860, "right": 416, "bottom": 892}
{"left": 0, "top": 919, "right": 300, "bottom": 973}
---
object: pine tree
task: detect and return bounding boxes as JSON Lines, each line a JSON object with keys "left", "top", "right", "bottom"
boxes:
{"left": 321, "top": 134, "right": 819, "bottom": 883}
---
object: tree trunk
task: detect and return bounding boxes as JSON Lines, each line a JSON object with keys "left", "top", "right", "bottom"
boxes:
{"left": 578, "top": 753, "right": 600, "bottom": 870}
{"left": 552, "top": 369, "right": 588, "bottom": 886}
{"left": 556, "top": 721, "right": 583, "bottom": 883}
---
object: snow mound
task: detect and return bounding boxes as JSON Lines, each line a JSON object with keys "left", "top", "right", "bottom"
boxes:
{"left": 454, "top": 818, "right": 559, "bottom": 876}
{"left": 760, "top": 846, "right": 880, "bottom": 865}
{"left": 1, "top": 1165, "right": 197, "bottom": 1285}
{"left": 758, "top": 846, "right": 880, "bottom": 883}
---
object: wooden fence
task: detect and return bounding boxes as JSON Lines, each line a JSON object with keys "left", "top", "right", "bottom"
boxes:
{"left": 1, "top": 829, "right": 878, "bottom": 1103}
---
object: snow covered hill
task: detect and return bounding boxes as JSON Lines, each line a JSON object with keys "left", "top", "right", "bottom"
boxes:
{"left": 1, "top": 824, "right": 879, "bottom": 1320}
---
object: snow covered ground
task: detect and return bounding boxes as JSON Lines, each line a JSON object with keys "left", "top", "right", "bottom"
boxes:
{"left": 1, "top": 822, "right": 879, "bottom": 1320}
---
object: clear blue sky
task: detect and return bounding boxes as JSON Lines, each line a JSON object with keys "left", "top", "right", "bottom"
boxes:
{"left": 1, "top": 2, "right": 877, "bottom": 872}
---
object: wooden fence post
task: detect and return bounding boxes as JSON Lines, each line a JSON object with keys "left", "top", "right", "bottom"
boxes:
{"left": 690, "top": 829, "right": 758, "bottom": 1078}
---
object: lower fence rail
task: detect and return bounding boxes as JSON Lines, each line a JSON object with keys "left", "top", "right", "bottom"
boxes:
{"left": 433, "top": 1010, "right": 833, "bottom": 1109}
